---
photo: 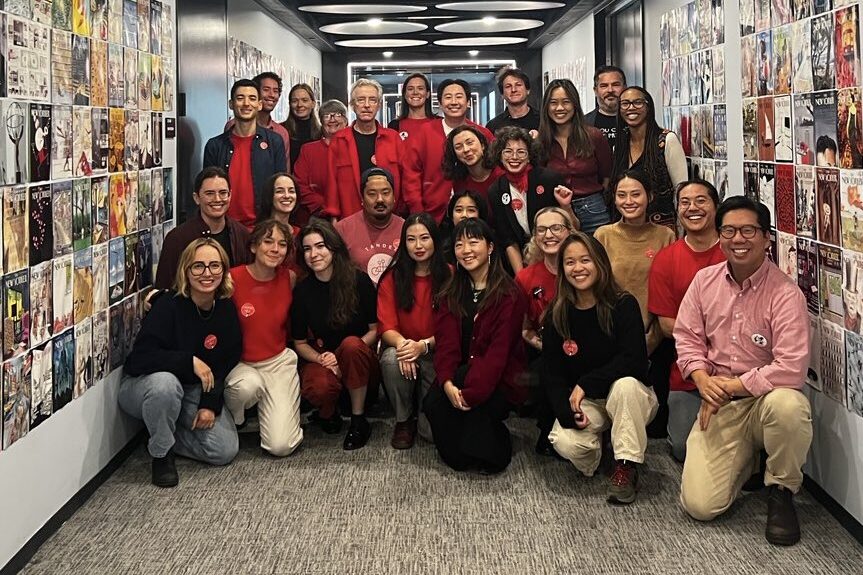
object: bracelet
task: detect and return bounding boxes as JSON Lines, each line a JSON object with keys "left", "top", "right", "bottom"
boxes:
{"left": 423, "top": 339, "right": 430, "bottom": 355}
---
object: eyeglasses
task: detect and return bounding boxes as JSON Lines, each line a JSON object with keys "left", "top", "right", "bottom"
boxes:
{"left": 619, "top": 99, "right": 647, "bottom": 110}
{"left": 323, "top": 112, "right": 344, "bottom": 121}
{"left": 352, "top": 97, "right": 379, "bottom": 106}
{"left": 678, "top": 197, "right": 712, "bottom": 209}
{"left": 198, "top": 190, "right": 230, "bottom": 200}
{"left": 188, "top": 261, "right": 224, "bottom": 276}
{"left": 502, "top": 149, "right": 528, "bottom": 159}
{"left": 719, "top": 225, "right": 762, "bottom": 239}
{"left": 535, "top": 224, "right": 568, "bottom": 236}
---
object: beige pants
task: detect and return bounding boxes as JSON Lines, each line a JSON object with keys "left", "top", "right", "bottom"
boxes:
{"left": 224, "top": 348, "right": 303, "bottom": 457}
{"left": 680, "top": 388, "right": 812, "bottom": 521}
{"left": 548, "top": 377, "right": 658, "bottom": 476}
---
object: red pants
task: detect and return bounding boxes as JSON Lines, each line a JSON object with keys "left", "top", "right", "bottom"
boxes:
{"left": 300, "top": 337, "right": 380, "bottom": 418}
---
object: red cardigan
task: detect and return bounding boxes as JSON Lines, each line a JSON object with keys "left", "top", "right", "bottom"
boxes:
{"left": 325, "top": 122, "right": 402, "bottom": 218}
{"left": 403, "top": 119, "right": 494, "bottom": 222}
{"left": 293, "top": 138, "right": 330, "bottom": 218}
{"left": 433, "top": 286, "right": 527, "bottom": 407}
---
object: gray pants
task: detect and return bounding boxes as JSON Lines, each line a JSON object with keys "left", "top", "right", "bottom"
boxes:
{"left": 667, "top": 389, "right": 701, "bottom": 462}
{"left": 379, "top": 346, "right": 434, "bottom": 440}
{"left": 118, "top": 371, "right": 238, "bottom": 465}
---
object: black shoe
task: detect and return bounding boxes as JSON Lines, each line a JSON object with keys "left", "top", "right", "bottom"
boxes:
{"left": 766, "top": 485, "right": 801, "bottom": 546}
{"left": 535, "top": 433, "right": 565, "bottom": 461}
{"left": 312, "top": 411, "right": 342, "bottom": 434}
{"left": 151, "top": 451, "right": 178, "bottom": 488}
{"left": 343, "top": 417, "right": 371, "bottom": 450}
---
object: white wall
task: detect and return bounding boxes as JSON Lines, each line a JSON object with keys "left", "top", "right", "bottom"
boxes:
{"left": 542, "top": 16, "right": 596, "bottom": 113}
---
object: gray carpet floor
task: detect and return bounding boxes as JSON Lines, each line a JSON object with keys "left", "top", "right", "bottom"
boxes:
{"left": 19, "top": 416, "right": 863, "bottom": 575}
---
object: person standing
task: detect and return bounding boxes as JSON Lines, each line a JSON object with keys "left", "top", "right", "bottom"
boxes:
{"left": 281, "top": 83, "right": 321, "bottom": 168}
{"left": 224, "top": 72, "right": 291, "bottom": 169}
{"left": 293, "top": 100, "right": 348, "bottom": 222}
{"left": 584, "top": 66, "right": 627, "bottom": 152}
{"left": 387, "top": 73, "right": 436, "bottom": 142}
{"left": 486, "top": 67, "right": 541, "bottom": 135}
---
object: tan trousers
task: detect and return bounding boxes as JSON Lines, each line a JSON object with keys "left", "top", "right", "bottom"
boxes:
{"left": 548, "top": 377, "right": 658, "bottom": 476}
{"left": 680, "top": 388, "right": 812, "bottom": 521}
{"left": 224, "top": 348, "right": 303, "bottom": 457}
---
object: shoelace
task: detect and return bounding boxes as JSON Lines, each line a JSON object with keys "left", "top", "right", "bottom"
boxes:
{"left": 610, "top": 463, "right": 634, "bottom": 486}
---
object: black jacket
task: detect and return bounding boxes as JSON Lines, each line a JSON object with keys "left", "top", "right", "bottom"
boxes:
{"left": 487, "top": 166, "right": 565, "bottom": 251}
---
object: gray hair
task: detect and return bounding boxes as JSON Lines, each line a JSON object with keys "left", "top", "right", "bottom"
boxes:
{"left": 318, "top": 99, "right": 348, "bottom": 121}
{"left": 350, "top": 78, "right": 383, "bottom": 102}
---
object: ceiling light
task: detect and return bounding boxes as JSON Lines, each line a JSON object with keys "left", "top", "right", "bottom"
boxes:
{"left": 368, "top": 17, "right": 383, "bottom": 26}
{"left": 482, "top": 16, "right": 496, "bottom": 24}
{"left": 469, "top": 50, "right": 479, "bottom": 56}
{"left": 383, "top": 51, "right": 394, "bottom": 57}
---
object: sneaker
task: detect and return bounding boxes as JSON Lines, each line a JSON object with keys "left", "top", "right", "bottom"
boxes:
{"left": 151, "top": 451, "right": 178, "bottom": 488}
{"left": 343, "top": 416, "right": 371, "bottom": 450}
{"left": 607, "top": 460, "right": 638, "bottom": 505}
{"left": 766, "top": 485, "right": 801, "bottom": 546}
{"left": 391, "top": 419, "right": 417, "bottom": 450}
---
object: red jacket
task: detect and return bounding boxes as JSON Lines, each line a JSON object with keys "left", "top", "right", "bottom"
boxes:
{"left": 293, "top": 138, "right": 330, "bottom": 218}
{"left": 325, "top": 122, "right": 402, "bottom": 218}
{"left": 433, "top": 286, "right": 527, "bottom": 407}
{"left": 403, "top": 119, "right": 494, "bottom": 222}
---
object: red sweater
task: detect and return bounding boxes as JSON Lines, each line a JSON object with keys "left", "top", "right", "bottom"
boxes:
{"left": 293, "top": 138, "right": 330, "bottom": 217}
{"left": 515, "top": 261, "right": 557, "bottom": 331}
{"left": 376, "top": 272, "right": 435, "bottom": 340}
{"left": 325, "top": 122, "right": 402, "bottom": 219}
{"left": 403, "top": 119, "right": 494, "bottom": 222}
{"left": 433, "top": 287, "right": 527, "bottom": 407}
{"left": 230, "top": 265, "right": 293, "bottom": 362}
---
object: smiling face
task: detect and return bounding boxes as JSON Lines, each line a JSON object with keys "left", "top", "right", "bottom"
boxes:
{"left": 501, "top": 73, "right": 528, "bottom": 107}
{"left": 404, "top": 76, "right": 429, "bottom": 112}
{"left": 452, "top": 196, "right": 479, "bottom": 225}
{"left": 351, "top": 84, "right": 381, "bottom": 123}
{"left": 619, "top": 88, "right": 649, "bottom": 128}
{"left": 562, "top": 241, "right": 597, "bottom": 295}
{"left": 534, "top": 211, "right": 570, "bottom": 257}
{"left": 252, "top": 225, "right": 289, "bottom": 269}
{"left": 501, "top": 138, "right": 530, "bottom": 174}
{"left": 290, "top": 87, "right": 313, "bottom": 120}
{"left": 258, "top": 77, "right": 280, "bottom": 114}
{"left": 677, "top": 183, "right": 717, "bottom": 235}
{"left": 454, "top": 234, "right": 492, "bottom": 274}
{"left": 719, "top": 208, "right": 770, "bottom": 279}
{"left": 272, "top": 175, "right": 297, "bottom": 216}
{"left": 614, "top": 177, "right": 649, "bottom": 224}
{"left": 453, "top": 129, "right": 485, "bottom": 167}
{"left": 230, "top": 86, "right": 262, "bottom": 122}
{"left": 193, "top": 176, "right": 231, "bottom": 220}
{"left": 322, "top": 110, "right": 347, "bottom": 137}
{"left": 546, "top": 87, "right": 575, "bottom": 127}
{"left": 405, "top": 223, "right": 434, "bottom": 264}
{"left": 187, "top": 245, "right": 224, "bottom": 299}
{"left": 302, "top": 232, "right": 333, "bottom": 275}
{"left": 441, "top": 83, "right": 469, "bottom": 122}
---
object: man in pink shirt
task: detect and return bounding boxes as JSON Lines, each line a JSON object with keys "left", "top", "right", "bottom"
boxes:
{"left": 674, "top": 196, "right": 811, "bottom": 546}
{"left": 335, "top": 167, "right": 404, "bottom": 286}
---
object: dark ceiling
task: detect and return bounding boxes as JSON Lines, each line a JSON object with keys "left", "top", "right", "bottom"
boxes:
{"left": 254, "top": 0, "right": 608, "bottom": 54}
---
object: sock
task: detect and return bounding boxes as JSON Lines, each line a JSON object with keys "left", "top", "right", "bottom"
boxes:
{"left": 351, "top": 414, "right": 367, "bottom": 427}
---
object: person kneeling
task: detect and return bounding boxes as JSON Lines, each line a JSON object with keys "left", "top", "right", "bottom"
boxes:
{"left": 543, "top": 232, "right": 657, "bottom": 505}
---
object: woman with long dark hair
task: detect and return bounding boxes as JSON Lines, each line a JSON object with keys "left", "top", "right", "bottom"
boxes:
{"left": 611, "top": 86, "right": 687, "bottom": 231}
{"left": 292, "top": 219, "right": 379, "bottom": 450}
{"left": 543, "top": 232, "right": 657, "bottom": 505}
{"left": 441, "top": 124, "right": 504, "bottom": 205}
{"left": 538, "top": 79, "right": 614, "bottom": 234}
{"left": 387, "top": 72, "right": 436, "bottom": 141}
{"left": 438, "top": 189, "right": 491, "bottom": 265}
{"left": 423, "top": 219, "right": 527, "bottom": 473}
{"left": 281, "top": 83, "right": 322, "bottom": 167}
{"left": 258, "top": 172, "right": 300, "bottom": 237}
{"left": 378, "top": 213, "right": 451, "bottom": 449}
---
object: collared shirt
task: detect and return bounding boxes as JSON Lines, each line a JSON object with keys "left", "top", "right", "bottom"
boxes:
{"left": 674, "top": 258, "right": 810, "bottom": 397}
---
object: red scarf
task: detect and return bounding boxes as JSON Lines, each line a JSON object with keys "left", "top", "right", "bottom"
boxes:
{"left": 504, "top": 164, "right": 532, "bottom": 194}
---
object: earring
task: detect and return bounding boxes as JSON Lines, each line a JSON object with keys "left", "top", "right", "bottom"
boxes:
{"left": 488, "top": 254, "right": 491, "bottom": 265}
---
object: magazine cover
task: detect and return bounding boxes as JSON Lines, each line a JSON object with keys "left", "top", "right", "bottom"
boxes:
{"left": 73, "top": 247, "right": 93, "bottom": 324}
{"left": 689, "top": 53, "right": 701, "bottom": 106}
{"left": 150, "top": 0, "right": 162, "bottom": 55}
{"left": 775, "top": 163, "right": 796, "bottom": 234}
{"left": 793, "top": 93, "right": 815, "bottom": 165}
{"left": 836, "top": 5, "right": 861, "bottom": 89}
{"left": 741, "top": 0, "right": 755, "bottom": 36}
{"left": 757, "top": 30, "right": 773, "bottom": 96}
{"left": 108, "top": 107, "right": 124, "bottom": 173}
{"left": 774, "top": 95, "right": 793, "bottom": 162}
{"left": 51, "top": 182, "right": 73, "bottom": 258}
{"left": 793, "top": 0, "right": 812, "bottom": 20}
{"left": 163, "top": 167, "right": 173, "bottom": 221}
{"left": 108, "top": 173, "right": 126, "bottom": 237}
{"left": 92, "top": 241, "right": 109, "bottom": 312}
{"left": 52, "top": 254, "right": 73, "bottom": 334}
{"left": 122, "top": 294, "right": 137, "bottom": 357}
{"left": 744, "top": 161, "right": 760, "bottom": 202}
{"left": 841, "top": 169, "right": 863, "bottom": 251}
{"left": 29, "top": 342, "right": 52, "bottom": 428}
{"left": 714, "top": 161, "right": 729, "bottom": 201}
{"left": 29, "top": 184, "right": 53, "bottom": 266}
{"left": 773, "top": 25, "right": 793, "bottom": 95}
{"left": 108, "top": 43, "right": 123, "bottom": 107}
{"left": 74, "top": 317, "right": 91, "bottom": 397}
{"left": 678, "top": 58, "right": 691, "bottom": 107}
{"left": 820, "top": 320, "right": 846, "bottom": 406}
{"left": 819, "top": 243, "right": 844, "bottom": 325}
{"left": 845, "top": 249, "right": 863, "bottom": 334}
{"left": 772, "top": 0, "right": 792, "bottom": 27}
{"left": 124, "top": 110, "right": 139, "bottom": 171}
{"left": 91, "top": 0, "right": 108, "bottom": 41}
{"left": 759, "top": 162, "right": 776, "bottom": 225}
{"left": 73, "top": 0, "right": 91, "bottom": 36}
{"left": 72, "top": 105, "right": 92, "bottom": 176}
{"left": 51, "top": 328, "right": 74, "bottom": 411}
{"left": 123, "top": 46, "right": 137, "bottom": 109}
{"left": 162, "top": 218, "right": 175, "bottom": 236}
{"left": 92, "top": 309, "right": 108, "bottom": 383}
{"left": 30, "top": 260, "right": 53, "bottom": 348}
{"left": 757, "top": 96, "right": 775, "bottom": 161}
{"left": 151, "top": 222, "right": 163, "bottom": 279}
{"left": 697, "top": 0, "right": 712, "bottom": 51}
{"left": 72, "top": 179, "right": 92, "bottom": 251}
{"left": 108, "top": 236, "right": 125, "bottom": 305}
{"left": 700, "top": 106, "right": 714, "bottom": 159}
{"left": 51, "top": 104, "right": 73, "bottom": 180}
{"left": 124, "top": 232, "right": 139, "bottom": 296}
{"left": 1, "top": 100, "right": 31, "bottom": 185}
{"left": 813, "top": 90, "right": 838, "bottom": 166}
{"left": 689, "top": 104, "right": 703, "bottom": 157}
{"left": 797, "top": 237, "right": 820, "bottom": 314}
{"left": 137, "top": 227, "right": 152, "bottom": 289}
{"left": 712, "top": 45, "right": 725, "bottom": 103}
{"left": 791, "top": 19, "right": 813, "bottom": 93}
{"left": 123, "top": 0, "right": 137, "bottom": 49}
{"left": 660, "top": 11, "right": 671, "bottom": 61}
{"left": 108, "top": 0, "right": 123, "bottom": 45}
{"left": 837, "top": 87, "right": 863, "bottom": 169}
{"left": 2, "top": 354, "right": 30, "bottom": 449}
{"left": 3, "top": 269, "right": 29, "bottom": 360}
{"left": 152, "top": 167, "right": 164, "bottom": 224}
{"left": 52, "top": 29, "right": 74, "bottom": 105}
{"left": 5, "top": 16, "right": 51, "bottom": 101}
{"left": 92, "top": 175, "right": 109, "bottom": 245}
{"left": 755, "top": 0, "right": 769, "bottom": 32}
{"left": 89, "top": 39, "right": 108, "bottom": 108}
{"left": 29, "top": 104, "right": 52, "bottom": 182}
{"left": 777, "top": 230, "right": 797, "bottom": 280}
{"left": 812, "top": 12, "right": 836, "bottom": 91}
{"left": 816, "top": 167, "right": 841, "bottom": 246}
{"left": 741, "top": 35, "right": 758, "bottom": 99}
{"left": 91, "top": 106, "right": 109, "bottom": 174}
{"left": 3, "top": 185, "right": 28, "bottom": 273}
{"left": 53, "top": 0, "right": 72, "bottom": 31}
{"left": 151, "top": 55, "right": 163, "bottom": 112}
{"left": 108, "top": 302, "right": 124, "bottom": 369}
{"left": 137, "top": 0, "right": 151, "bottom": 53}
{"left": 125, "top": 170, "right": 138, "bottom": 233}
{"left": 678, "top": 4, "right": 691, "bottom": 56}
{"left": 743, "top": 98, "right": 758, "bottom": 160}
{"left": 162, "top": 3, "right": 173, "bottom": 59}
{"left": 846, "top": 332, "right": 863, "bottom": 417}
{"left": 71, "top": 33, "right": 90, "bottom": 105}
{"left": 712, "top": 0, "right": 724, "bottom": 45}
{"left": 152, "top": 112, "right": 162, "bottom": 167}
{"left": 138, "top": 52, "right": 152, "bottom": 111}
{"left": 138, "top": 171, "right": 152, "bottom": 229}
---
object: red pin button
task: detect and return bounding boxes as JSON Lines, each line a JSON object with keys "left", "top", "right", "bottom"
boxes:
{"left": 563, "top": 340, "right": 578, "bottom": 356}
{"left": 204, "top": 334, "right": 218, "bottom": 349}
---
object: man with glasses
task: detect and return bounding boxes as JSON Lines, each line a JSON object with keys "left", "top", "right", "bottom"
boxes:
{"left": 647, "top": 180, "right": 726, "bottom": 462}
{"left": 584, "top": 66, "right": 627, "bottom": 151}
{"left": 674, "top": 196, "right": 811, "bottom": 546}
{"left": 325, "top": 78, "right": 402, "bottom": 220}
{"left": 224, "top": 72, "right": 292, "bottom": 170}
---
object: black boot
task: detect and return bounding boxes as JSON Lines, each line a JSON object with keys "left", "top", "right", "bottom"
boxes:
{"left": 766, "top": 485, "right": 801, "bottom": 546}
{"left": 151, "top": 450, "right": 179, "bottom": 488}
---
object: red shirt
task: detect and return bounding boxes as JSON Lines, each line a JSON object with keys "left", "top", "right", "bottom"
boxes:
{"left": 393, "top": 117, "right": 436, "bottom": 143}
{"left": 293, "top": 139, "right": 329, "bottom": 217}
{"left": 334, "top": 212, "right": 404, "bottom": 285}
{"left": 376, "top": 272, "right": 434, "bottom": 341}
{"left": 227, "top": 134, "right": 256, "bottom": 228}
{"left": 544, "top": 127, "right": 613, "bottom": 197}
{"left": 648, "top": 239, "right": 726, "bottom": 391}
{"left": 230, "top": 264, "right": 293, "bottom": 362}
{"left": 452, "top": 165, "right": 505, "bottom": 213}
{"left": 515, "top": 261, "right": 557, "bottom": 331}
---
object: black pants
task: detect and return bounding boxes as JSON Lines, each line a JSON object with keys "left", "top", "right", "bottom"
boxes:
{"left": 647, "top": 338, "right": 674, "bottom": 438}
{"left": 423, "top": 385, "right": 513, "bottom": 473}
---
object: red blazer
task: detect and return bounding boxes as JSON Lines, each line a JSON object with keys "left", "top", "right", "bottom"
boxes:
{"left": 433, "top": 286, "right": 527, "bottom": 407}
{"left": 403, "top": 119, "right": 494, "bottom": 223}
{"left": 325, "top": 122, "right": 402, "bottom": 218}
{"left": 293, "top": 138, "right": 329, "bottom": 218}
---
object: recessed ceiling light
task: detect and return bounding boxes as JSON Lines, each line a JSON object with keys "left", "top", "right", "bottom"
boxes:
{"left": 383, "top": 51, "right": 394, "bottom": 57}
{"left": 469, "top": 50, "right": 480, "bottom": 56}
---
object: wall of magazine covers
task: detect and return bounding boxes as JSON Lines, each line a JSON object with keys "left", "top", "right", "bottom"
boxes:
{"left": 649, "top": 0, "right": 863, "bottom": 523}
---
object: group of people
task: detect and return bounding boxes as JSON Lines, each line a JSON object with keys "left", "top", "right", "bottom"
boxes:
{"left": 118, "top": 66, "right": 814, "bottom": 548}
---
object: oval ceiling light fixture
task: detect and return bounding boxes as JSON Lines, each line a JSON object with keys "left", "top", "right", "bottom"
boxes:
{"left": 468, "top": 50, "right": 480, "bottom": 56}
{"left": 335, "top": 38, "right": 429, "bottom": 48}
{"left": 434, "top": 36, "right": 527, "bottom": 46}
{"left": 320, "top": 21, "right": 427, "bottom": 35}
{"left": 300, "top": 4, "right": 427, "bottom": 15}
{"left": 435, "top": 18, "right": 543, "bottom": 33}
{"left": 437, "top": 2, "right": 565, "bottom": 11}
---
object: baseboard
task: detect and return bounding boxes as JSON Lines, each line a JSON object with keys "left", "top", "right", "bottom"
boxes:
{"left": 1, "top": 432, "right": 146, "bottom": 575}
{"left": 804, "top": 475, "right": 863, "bottom": 545}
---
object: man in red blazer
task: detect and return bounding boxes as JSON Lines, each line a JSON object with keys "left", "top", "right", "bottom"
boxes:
{"left": 403, "top": 79, "right": 494, "bottom": 222}
{"left": 325, "top": 78, "right": 402, "bottom": 219}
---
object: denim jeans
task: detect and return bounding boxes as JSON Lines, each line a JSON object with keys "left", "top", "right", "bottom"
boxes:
{"left": 118, "top": 371, "right": 238, "bottom": 465}
{"left": 572, "top": 192, "right": 611, "bottom": 234}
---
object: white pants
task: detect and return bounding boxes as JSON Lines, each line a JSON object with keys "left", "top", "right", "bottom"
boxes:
{"left": 224, "top": 348, "right": 303, "bottom": 457}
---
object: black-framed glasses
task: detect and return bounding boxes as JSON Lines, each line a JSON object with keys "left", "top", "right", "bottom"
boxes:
{"left": 535, "top": 223, "right": 568, "bottom": 236}
{"left": 188, "top": 261, "right": 224, "bottom": 276}
{"left": 323, "top": 112, "right": 344, "bottom": 121}
{"left": 719, "top": 225, "right": 762, "bottom": 239}
{"left": 619, "top": 99, "right": 647, "bottom": 110}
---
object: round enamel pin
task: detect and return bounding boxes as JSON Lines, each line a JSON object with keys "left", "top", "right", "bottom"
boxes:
{"left": 751, "top": 333, "right": 768, "bottom": 347}
{"left": 563, "top": 340, "right": 578, "bottom": 356}
{"left": 501, "top": 193, "right": 511, "bottom": 205}
{"left": 259, "top": 141, "right": 268, "bottom": 150}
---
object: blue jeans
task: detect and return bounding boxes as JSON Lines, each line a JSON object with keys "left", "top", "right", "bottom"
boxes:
{"left": 572, "top": 192, "right": 611, "bottom": 234}
{"left": 667, "top": 389, "right": 701, "bottom": 462}
{"left": 118, "top": 371, "right": 238, "bottom": 465}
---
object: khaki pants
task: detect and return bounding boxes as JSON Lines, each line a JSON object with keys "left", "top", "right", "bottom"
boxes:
{"left": 224, "top": 348, "right": 303, "bottom": 457}
{"left": 680, "top": 388, "right": 812, "bottom": 521}
{"left": 548, "top": 377, "right": 658, "bottom": 476}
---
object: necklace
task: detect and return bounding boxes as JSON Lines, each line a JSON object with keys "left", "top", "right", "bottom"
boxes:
{"left": 195, "top": 299, "right": 216, "bottom": 320}
{"left": 472, "top": 288, "right": 483, "bottom": 303}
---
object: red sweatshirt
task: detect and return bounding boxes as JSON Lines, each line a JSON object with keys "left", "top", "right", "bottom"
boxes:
{"left": 293, "top": 138, "right": 330, "bottom": 218}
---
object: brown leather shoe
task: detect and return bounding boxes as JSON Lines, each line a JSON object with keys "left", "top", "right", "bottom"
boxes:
{"left": 766, "top": 485, "right": 801, "bottom": 546}
{"left": 391, "top": 419, "right": 417, "bottom": 450}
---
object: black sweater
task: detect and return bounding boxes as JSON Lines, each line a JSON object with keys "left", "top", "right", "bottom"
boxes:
{"left": 123, "top": 293, "right": 242, "bottom": 414}
{"left": 542, "top": 294, "right": 648, "bottom": 428}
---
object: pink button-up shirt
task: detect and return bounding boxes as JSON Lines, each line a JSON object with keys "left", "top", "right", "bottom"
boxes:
{"left": 674, "top": 258, "right": 810, "bottom": 397}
